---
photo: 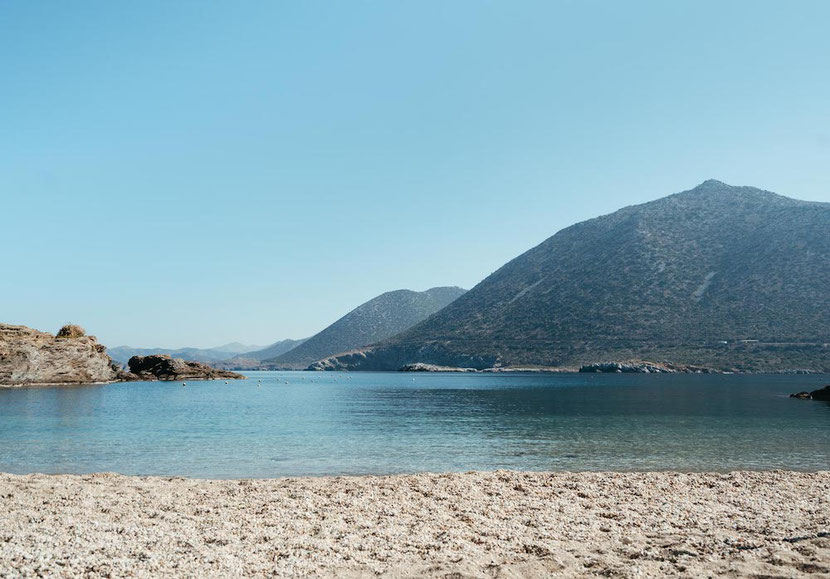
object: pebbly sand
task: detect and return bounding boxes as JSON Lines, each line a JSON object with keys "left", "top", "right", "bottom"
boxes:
{"left": 1, "top": 471, "right": 828, "bottom": 578}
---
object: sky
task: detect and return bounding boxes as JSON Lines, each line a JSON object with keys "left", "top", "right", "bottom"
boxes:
{"left": 1, "top": 1, "right": 829, "bottom": 349}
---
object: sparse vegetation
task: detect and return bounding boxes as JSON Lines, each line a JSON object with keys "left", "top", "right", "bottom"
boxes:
{"left": 56, "top": 324, "right": 86, "bottom": 339}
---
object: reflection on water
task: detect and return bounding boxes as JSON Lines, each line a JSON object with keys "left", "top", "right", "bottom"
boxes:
{"left": 1, "top": 372, "right": 828, "bottom": 477}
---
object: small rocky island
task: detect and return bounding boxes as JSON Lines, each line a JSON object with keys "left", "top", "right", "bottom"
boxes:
{"left": 0, "top": 323, "right": 244, "bottom": 386}
{"left": 127, "top": 354, "right": 243, "bottom": 382}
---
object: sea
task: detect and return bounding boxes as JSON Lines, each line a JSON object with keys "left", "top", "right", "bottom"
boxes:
{"left": 1, "top": 371, "right": 828, "bottom": 478}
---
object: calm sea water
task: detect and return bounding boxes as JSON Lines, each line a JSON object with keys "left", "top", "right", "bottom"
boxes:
{"left": 1, "top": 372, "right": 828, "bottom": 477}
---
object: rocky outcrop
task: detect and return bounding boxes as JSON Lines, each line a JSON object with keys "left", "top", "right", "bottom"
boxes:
{"left": 790, "top": 385, "right": 830, "bottom": 401}
{"left": 1, "top": 323, "right": 247, "bottom": 387}
{"left": 813, "top": 386, "right": 830, "bottom": 401}
{"left": 579, "top": 361, "right": 716, "bottom": 374}
{"left": 308, "top": 345, "right": 500, "bottom": 372}
{"left": 0, "top": 323, "right": 123, "bottom": 386}
{"left": 399, "top": 363, "right": 477, "bottom": 372}
{"left": 127, "top": 355, "right": 245, "bottom": 382}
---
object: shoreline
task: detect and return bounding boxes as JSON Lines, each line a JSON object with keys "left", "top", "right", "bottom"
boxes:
{"left": 2, "top": 470, "right": 828, "bottom": 577}
{"left": 3, "top": 369, "right": 828, "bottom": 387}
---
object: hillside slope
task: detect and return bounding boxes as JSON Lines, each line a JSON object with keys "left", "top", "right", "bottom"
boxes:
{"left": 266, "top": 287, "right": 467, "bottom": 368}
{"left": 314, "top": 181, "right": 830, "bottom": 372}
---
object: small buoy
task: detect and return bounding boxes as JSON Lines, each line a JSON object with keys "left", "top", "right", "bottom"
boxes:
{"left": 225, "top": 381, "right": 228, "bottom": 384}
{"left": 182, "top": 382, "right": 187, "bottom": 387}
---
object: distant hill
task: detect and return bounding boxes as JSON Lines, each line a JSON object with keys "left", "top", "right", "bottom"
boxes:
{"left": 266, "top": 287, "right": 467, "bottom": 368}
{"left": 219, "top": 338, "right": 308, "bottom": 369}
{"left": 314, "top": 181, "right": 830, "bottom": 372}
{"left": 108, "top": 342, "right": 263, "bottom": 365}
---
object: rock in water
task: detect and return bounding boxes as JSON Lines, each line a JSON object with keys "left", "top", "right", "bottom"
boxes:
{"left": 0, "top": 323, "right": 122, "bottom": 386}
{"left": 127, "top": 354, "right": 245, "bottom": 381}
{"left": 811, "top": 385, "right": 830, "bottom": 401}
{"left": 791, "top": 385, "right": 830, "bottom": 400}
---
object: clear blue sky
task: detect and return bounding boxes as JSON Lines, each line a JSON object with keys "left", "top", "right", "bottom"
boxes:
{"left": 2, "top": 1, "right": 829, "bottom": 348}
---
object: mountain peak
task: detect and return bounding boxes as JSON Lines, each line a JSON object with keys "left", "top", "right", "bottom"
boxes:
{"left": 695, "top": 179, "right": 731, "bottom": 189}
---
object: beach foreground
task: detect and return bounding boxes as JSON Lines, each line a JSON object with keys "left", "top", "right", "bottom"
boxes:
{"left": 1, "top": 471, "right": 828, "bottom": 578}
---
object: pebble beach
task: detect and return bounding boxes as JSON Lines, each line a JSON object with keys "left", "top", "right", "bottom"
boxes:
{"left": 1, "top": 470, "right": 828, "bottom": 577}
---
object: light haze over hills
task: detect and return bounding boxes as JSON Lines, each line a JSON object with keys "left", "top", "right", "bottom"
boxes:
{"left": 107, "top": 343, "right": 263, "bottom": 365}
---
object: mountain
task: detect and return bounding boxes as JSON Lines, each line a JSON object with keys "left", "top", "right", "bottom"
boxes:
{"left": 218, "top": 338, "right": 308, "bottom": 369}
{"left": 313, "top": 181, "right": 830, "bottom": 373}
{"left": 108, "top": 343, "right": 263, "bottom": 365}
{"left": 265, "top": 286, "right": 468, "bottom": 368}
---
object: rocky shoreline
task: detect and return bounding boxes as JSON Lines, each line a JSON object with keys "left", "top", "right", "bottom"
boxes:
{"left": 1, "top": 470, "right": 827, "bottom": 578}
{"left": 1, "top": 323, "right": 244, "bottom": 387}
{"left": 393, "top": 360, "right": 800, "bottom": 374}
{"left": 790, "top": 385, "right": 830, "bottom": 401}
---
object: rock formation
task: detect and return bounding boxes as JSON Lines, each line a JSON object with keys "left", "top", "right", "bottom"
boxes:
{"left": 579, "top": 361, "right": 715, "bottom": 374}
{"left": 0, "top": 323, "right": 123, "bottom": 386}
{"left": 127, "top": 355, "right": 245, "bottom": 381}
{"left": 1, "top": 323, "right": 246, "bottom": 386}
{"left": 790, "top": 385, "right": 830, "bottom": 401}
{"left": 399, "top": 363, "right": 477, "bottom": 372}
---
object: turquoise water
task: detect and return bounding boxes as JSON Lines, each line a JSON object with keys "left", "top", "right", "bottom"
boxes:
{"left": 1, "top": 372, "right": 828, "bottom": 477}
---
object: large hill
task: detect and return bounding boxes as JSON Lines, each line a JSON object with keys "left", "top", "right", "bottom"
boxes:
{"left": 313, "top": 181, "right": 830, "bottom": 372}
{"left": 265, "top": 287, "right": 467, "bottom": 368}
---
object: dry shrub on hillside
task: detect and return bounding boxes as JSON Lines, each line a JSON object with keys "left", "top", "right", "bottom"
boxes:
{"left": 57, "top": 324, "right": 86, "bottom": 339}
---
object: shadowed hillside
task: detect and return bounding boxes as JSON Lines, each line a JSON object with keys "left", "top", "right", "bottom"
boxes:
{"left": 266, "top": 287, "right": 467, "bottom": 368}
{"left": 219, "top": 338, "right": 308, "bottom": 369}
